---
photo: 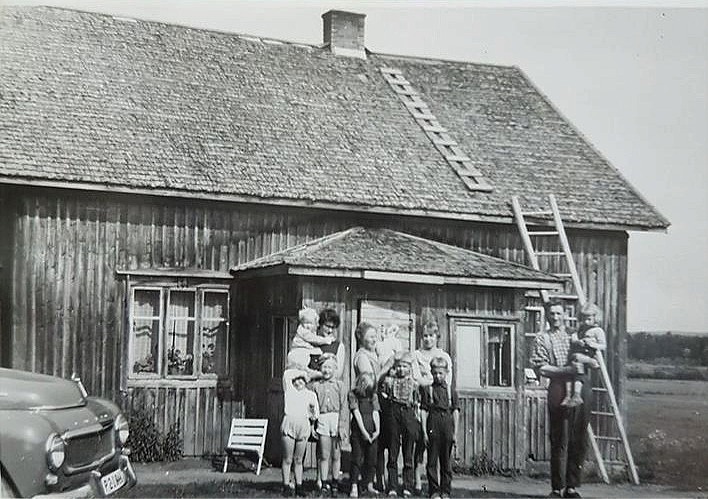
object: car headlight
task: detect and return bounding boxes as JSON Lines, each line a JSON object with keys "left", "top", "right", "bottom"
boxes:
{"left": 115, "top": 413, "right": 129, "bottom": 445}
{"left": 45, "top": 434, "right": 65, "bottom": 471}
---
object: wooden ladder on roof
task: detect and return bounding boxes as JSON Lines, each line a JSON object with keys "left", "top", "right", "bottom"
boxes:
{"left": 511, "top": 194, "right": 640, "bottom": 485}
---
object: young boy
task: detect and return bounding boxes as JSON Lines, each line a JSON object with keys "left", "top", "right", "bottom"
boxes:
{"left": 420, "top": 357, "right": 459, "bottom": 499}
{"left": 310, "top": 354, "right": 348, "bottom": 496}
{"left": 562, "top": 303, "right": 607, "bottom": 407}
{"left": 380, "top": 351, "right": 420, "bottom": 497}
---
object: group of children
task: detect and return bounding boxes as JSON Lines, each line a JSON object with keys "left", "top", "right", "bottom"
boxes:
{"left": 281, "top": 308, "right": 459, "bottom": 499}
{"left": 281, "top": 303, "right": 606, "bottom": 498}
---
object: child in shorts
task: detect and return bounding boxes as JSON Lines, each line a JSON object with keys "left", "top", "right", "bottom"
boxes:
{"left": 281, "top": 354, "right": 320, "bottom": 497}
{"left": 562, "top": 303, "right": 607, "bottom": 407}
{"left": 310, "top": 354, "right": 348, "bottom": 496}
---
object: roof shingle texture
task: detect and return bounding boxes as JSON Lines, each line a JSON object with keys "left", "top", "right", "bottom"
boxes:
{"left": 232, "top": 226, "right": 559, "bottom": 283}
{"left": 0, "top": 7, "right": 668, "bottom": 229}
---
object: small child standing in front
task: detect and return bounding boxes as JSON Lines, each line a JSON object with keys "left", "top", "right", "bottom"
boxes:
{"left": 290, "top": 307, "right": 334, "bottom": 358}
{"left": 310, "top": 354, "right": 348, "bottom": 496}
{"left": 376, "top": 324, "right": 404, "bottom": 367}
{"left": 380, "top": 352, "right": 420, "bottom": 497}
{"left": 420, "top": 357, "right": 459, "bottom": 499}
{"left": 562, "top": 303, "right": 607, "bottom": 407}
{"left": 281, "top": 354, "right": 320, "bottom": 497}
{"left": 348, "top": 372, "right": 381, "bottom": 498}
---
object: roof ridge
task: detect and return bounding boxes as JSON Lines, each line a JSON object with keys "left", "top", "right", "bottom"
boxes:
{"left": 391, "top": 229, "right": 557, "bottom": 279}
{"left": 20, "top": 5, "right": 322, "bottom": 51}
{"left": 372, "top": 52, "right": 517, "bottom": 71}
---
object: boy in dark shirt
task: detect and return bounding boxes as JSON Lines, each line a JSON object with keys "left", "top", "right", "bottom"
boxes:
{"left": 420, "top": 357, "right": 459, "bottom": 499}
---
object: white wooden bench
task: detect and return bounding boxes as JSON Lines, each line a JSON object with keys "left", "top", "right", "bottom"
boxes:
{"left": 223, "top": 418, "right": 268, "bottom": 475}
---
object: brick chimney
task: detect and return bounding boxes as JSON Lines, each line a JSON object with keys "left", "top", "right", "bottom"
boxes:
{"left": 322, "top": 10, "right": 366, "bottom": 59}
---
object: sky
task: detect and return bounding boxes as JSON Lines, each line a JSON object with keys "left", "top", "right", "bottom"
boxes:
{"left": 4, "top": 0, "right": 708, "bottom": 332}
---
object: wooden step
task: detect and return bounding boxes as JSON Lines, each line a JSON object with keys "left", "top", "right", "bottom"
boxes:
{"left": 595, "top": 436, "right": 623, "bottom": 442}
{"left": 591, "top": 411, "right": 615, "bottom": 417}
{"left": 528, "top": 231, "right": 559, "bottom": 236}
{"left": 522, "top": 210, "right": 553, "bottom": 217}
{"left": 536, "top": 251, "right": 565, "bottom": 256}
{"left": 592, "top": 387, "right": 608, "bottom": 392}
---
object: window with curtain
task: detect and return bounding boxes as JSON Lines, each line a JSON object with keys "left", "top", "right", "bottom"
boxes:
{"left": 129, "top": 286, "right": 229, "bottom": 379}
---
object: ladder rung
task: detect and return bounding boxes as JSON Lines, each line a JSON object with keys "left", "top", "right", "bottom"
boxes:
{"left": 522, "top": 210, "right": 553, "bottom": 217}
{"left": 591, "top": 411, "right": 615, "bottom": 417}
{"left": 595, "top": 436, "right": 623, "bottom": 442}
{"left": 528, "top": 231, "right": 559, "bottom": 236}
{"left": 536, "top": 251, "right": 565, "bottom": 256}
{"left": 592, "top": 387, "right": 608, "bottom": 392}
{"left": 445, "top": 155, "right": 471, "bottom": 163}
{"left": 553, "top": 273, "right": 573, "bottom": 277}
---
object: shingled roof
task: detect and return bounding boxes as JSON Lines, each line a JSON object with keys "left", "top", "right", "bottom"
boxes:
{"left": 231, "top": 226, "right": 561, "bottom": 289}
{"left": 0, "top": 7, "right": 669, "bottom": 230}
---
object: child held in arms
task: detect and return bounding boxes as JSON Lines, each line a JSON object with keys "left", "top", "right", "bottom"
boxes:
{"left": 562, "top": 303, "right": 607, "bottom": 407}
{"left": 290, "top": 307, "right": 334, "bottom": 358}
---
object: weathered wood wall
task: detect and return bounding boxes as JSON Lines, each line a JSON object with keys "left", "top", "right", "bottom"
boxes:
{"left": 3, "top": 185, "right": 629, "bottom": 460}
{"left": 125, "top": 382, "right": 244, "bottom": 456}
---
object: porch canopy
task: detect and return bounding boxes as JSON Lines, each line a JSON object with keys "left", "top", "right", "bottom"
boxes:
{"left": 231, "top": 226, "right": 561, "bottom": 290}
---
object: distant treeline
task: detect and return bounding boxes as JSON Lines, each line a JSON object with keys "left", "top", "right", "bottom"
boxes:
{"left": 628, "top": 331, "right": 708, "bottom": 366}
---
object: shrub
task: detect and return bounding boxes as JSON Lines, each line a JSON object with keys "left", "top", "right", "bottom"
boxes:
{"left": 452, "top": 452, "right": 514, "bottom": 476}
{"left": 126, "top": 407, "right": 183, "bottom": 462}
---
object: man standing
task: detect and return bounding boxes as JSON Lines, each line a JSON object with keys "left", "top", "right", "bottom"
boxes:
{"left": 531, "top": 300, "right": 591, "bottom": 498}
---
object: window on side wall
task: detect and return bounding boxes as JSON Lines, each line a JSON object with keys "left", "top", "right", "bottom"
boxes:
{"left": 453, "top": 320, "right": 515, "bottom": 389}
{"left": 129, "top": 285, "right": 229, "bottom": 379}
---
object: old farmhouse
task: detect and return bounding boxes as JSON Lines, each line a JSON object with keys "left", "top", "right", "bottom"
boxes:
{"left": 0, "top": 7, "right": 668, "bottom": 468}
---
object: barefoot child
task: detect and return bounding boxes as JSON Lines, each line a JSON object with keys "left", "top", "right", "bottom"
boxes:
{"left": 562, "top": 303, "right": 607, "bottom": 407}
{"left": 310, "top": 354, "right": 348, "bottom": 496}
{"left": 420, "top": 357, "right": 459, "bottom": 499}
{"left": 281, "top": 356, "right": 320, "bottom": 497}
{"left": 348, "top": 372, "right": 381, "bottom": 498}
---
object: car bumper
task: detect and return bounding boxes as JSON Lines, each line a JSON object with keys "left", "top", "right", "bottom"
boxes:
{"left": 33, "top": 455, "right": 137, "bottom": 498}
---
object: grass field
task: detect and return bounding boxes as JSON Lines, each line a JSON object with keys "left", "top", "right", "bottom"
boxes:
{"left": 626, "top": 378, "right": 708, "bottom": 491}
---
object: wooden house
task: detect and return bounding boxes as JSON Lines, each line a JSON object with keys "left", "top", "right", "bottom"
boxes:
{"left": 0, "top": 7, "right": 668, "bottom": 469}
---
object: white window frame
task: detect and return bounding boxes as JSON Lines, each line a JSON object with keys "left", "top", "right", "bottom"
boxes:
{"left": 128, "top": 284, "right": 229, "bottom": 380}
{"left": 451, "top": 317, "right": 516, "bottom": 391}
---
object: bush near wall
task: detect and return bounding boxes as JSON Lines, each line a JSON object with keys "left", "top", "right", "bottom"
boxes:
{"left": 126, "top": 407, "right": 184, "bottom": 462}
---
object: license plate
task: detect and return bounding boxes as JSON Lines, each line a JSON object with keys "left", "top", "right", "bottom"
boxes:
{"left": 99, "top": 468, "right": 126, "bottom": 495}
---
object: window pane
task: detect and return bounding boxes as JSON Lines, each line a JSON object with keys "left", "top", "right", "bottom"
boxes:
{"left": 134, "top": 289, "right": 160, "bottom": 318}
{"left": 203, "top": 291, "right": 228, "bottom": 320}
{"left": 487, "top": 326, "right": 512, "bottom": 387}
{"left": 132, "top": 319, "right": 159, "bottom": 374}
{"left": 455, "top": 323, "right": 481, "bottom": 389}
{"left": 166, "top": 291, "right": 195, "bottom": 376}
{"left": 201, "top": 320, "right": 226, "bottom": 375}
{"left": 359, "top": 300, "right": 412, "bottom": 350}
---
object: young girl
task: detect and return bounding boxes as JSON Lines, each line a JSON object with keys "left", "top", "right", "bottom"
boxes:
{"left": 348, "top": 372, "right": 381, "bottom": 498}
{"left": 281, "top": 354, "right": 320, "bottom": 497}
{"left": 562, "top": 303, "right": 607, "bottom": 407}
{"left": 310, "top": 354, "right": 348, "bottom": 496}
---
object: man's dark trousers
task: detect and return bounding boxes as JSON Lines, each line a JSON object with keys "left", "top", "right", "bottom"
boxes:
{"left": 426, "top": 410, "right": 455, "bottom": 496}
{"left": 547, "top": 376, "right": 592, "bottom": 491}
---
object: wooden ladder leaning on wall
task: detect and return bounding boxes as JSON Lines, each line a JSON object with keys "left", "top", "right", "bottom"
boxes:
{"left": 511, "top": 194, "right": 640, "bottom": 485}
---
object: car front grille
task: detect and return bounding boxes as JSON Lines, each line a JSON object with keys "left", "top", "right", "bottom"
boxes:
{"left": 65, "top": 425, "right": 115, "bottom": 472}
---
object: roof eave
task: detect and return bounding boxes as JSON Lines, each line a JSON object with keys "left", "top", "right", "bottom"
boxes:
{"left": 1, "top": 176, "right": 669, "bottom": 232}
{"left": 233, "top": 264, "right": 563, "bottom": 290}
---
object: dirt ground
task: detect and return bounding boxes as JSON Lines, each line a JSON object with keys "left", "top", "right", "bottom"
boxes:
{"left": 626, "top": 378, "right": 708, "bottom": 490}
{"left": 117, "top": 378, "right": 707, "bottom": 498}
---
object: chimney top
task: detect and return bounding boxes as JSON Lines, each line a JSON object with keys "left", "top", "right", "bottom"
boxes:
{"left": 321, "top": 10, "right": 366, "bottom": 59}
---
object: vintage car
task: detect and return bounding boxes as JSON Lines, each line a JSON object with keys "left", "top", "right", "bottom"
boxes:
{"left": 0, "top": 368, "right": 136, "bottom": 497}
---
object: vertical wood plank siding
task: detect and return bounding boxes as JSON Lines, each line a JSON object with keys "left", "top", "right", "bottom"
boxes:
{"left": 7, "top": 188, "right": 628, "bottom": 460}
